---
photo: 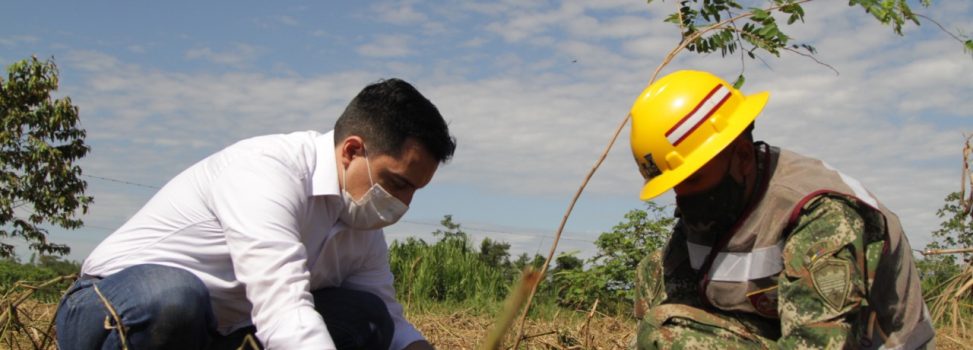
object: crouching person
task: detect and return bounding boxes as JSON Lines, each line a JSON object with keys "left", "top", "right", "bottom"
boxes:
{"left": 55, "top": 78, "right": 455, "bottom": 350}
{"left": 627, "top": 70, "right": 933, "bottom": 349}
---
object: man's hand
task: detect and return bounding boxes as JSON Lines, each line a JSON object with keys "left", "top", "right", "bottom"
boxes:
{"left": 403, "top": 340, "right": 435, "bottom": 350}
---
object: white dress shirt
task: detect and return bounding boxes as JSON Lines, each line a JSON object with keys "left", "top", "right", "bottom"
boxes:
{"left": 82, "top": 130, "right": 424, "bottom": 350}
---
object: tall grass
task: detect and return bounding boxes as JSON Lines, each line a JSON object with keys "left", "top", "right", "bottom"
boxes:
{"left": 390, "top": 237, "right": 511, "bottom": 310}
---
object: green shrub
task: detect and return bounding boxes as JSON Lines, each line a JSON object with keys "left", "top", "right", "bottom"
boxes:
{"left": 0, "top": 255, "right": 80, "bottom": 303}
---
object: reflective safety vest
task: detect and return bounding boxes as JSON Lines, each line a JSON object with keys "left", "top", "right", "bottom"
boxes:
{"left": 681, "top": 145, "right": 933, "bottom": 349}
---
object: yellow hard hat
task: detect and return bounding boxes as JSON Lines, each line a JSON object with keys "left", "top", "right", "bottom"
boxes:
{"left": 629, "top": 70, "right": 769, "bottom": 200}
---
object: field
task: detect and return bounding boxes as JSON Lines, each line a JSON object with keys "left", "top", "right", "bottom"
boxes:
{"left": 3, "top": 264, "right": 972, "bottom": 349}
{"left": 2, "top": 297, "right": 971, "bottom": 349}
{"left": 1, "top": 214, "right": 971, "bottom": 349}
{"left": 2, "top": 293, "right": 636, "bottom": 349}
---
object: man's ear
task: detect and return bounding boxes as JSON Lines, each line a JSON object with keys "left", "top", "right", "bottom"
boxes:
{"left": 338, "top": 136, "right": 365, "bottom": 167}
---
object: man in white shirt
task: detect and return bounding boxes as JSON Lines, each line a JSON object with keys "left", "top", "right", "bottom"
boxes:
{"left": 54, "top": 78, "right": 455, "bottom": 350}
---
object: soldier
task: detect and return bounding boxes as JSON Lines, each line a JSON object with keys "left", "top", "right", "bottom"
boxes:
{"left": 629, "top": 70, "right": 934, "bottom": 349}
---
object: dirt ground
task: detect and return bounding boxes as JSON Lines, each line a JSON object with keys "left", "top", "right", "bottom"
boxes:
{"left": 408, "top": 308, "right": 635, "bottom": 349}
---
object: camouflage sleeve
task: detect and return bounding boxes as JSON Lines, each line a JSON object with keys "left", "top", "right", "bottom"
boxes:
{"left": 776, "top": 195, "right": 869, "bottom": 349}
{"left": 634, "top": 224, "right": 700, "bottom": 318}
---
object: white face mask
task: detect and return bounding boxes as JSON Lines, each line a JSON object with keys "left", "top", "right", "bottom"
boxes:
{"left": 339, "top": 148, "right": 409, "bottom": 230}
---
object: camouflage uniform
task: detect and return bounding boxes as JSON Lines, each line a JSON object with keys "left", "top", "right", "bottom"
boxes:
{"left": 634, "top": 145, "right": 933, "bottom": 349}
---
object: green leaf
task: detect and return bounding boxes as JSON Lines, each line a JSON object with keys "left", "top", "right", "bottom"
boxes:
{"left": 664, "top": 13, "right": 681, "bottom": 25}
{"left": 751, "top": 8, "right": 770, "bottom": 21}
{"left": 732, "top": 74, "right": 746, "bottom": 89}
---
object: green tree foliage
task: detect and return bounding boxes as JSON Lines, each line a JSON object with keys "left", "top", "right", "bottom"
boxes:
{"left": 915, "top": 254, "right": 962, "bottom": 294}
{"left": 555, "top": 202, "right": 675, "bottom": 314}
{"left": 0, "top": 57, "right": 91, "bottom": 258}
{"left": 925, "top": 191, "right": 973, "bottom": 264}
{"left": 513, "top": 252, "right": 548, "bottom": 272}
{"left": 0, "top": 254, "right": 80, "bottom": 302}
{"left": 649, "top": 0, "right": 970, "bottom": 84}
{"left": 479, "top": 237, "right": 512, "bottom": 269}
{"left": 590, "top": 202, "right": 674, "bottom": 288}
{"left": 554, "top": 252, "right": 583, "bottom": 271}
{"left": 389, "top": 211, "right": 676, "bottom": 316}
{"left": 432, "top": 215, "right": 468, "bottom": 244}
{"left": 658, "top": 0, "right": 933, "bottom": 56}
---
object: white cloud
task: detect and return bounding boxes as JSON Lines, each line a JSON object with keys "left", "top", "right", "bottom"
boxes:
{"left": 372, "top": 2, "right": 427, "bottom": 24}
{"left": 0, "top": 34, "right": 38, "bottom": 46}
{"left": 253, "top": 13, "right": 302, "bottom": 29}
{"left": 276, "top": 15, "right": 299, "bottom": 27}
{"left": 462, "top": 37, "right": 489, "bottom": 48}
{"left": 184, "top": 44, "right": 263, "bottom": 68}
{"left": 35, "top": 1, "right": 972, "bottom": 260}
{"left": 62, "top": 49, "right": 373, "bottom": 184}
{"left": 356, "top": 35, "right": 414, "bottom": 58}
{"left": 370, "top": 1, "right": 448, "bottom": 35}
{"left": 484, "top": 2, "right": 585, "bottom": 43}
{"left": 127, "top": 45, "right": 147, "bottom": 54}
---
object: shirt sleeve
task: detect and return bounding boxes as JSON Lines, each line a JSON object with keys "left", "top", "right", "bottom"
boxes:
{"left": 659, "top": 225, "right": 705, "bottom": 307}
{"left": 776, "top": 195, "right": 870, "bottom": 349}
{"left": 341, "top": 232, "right": 425, "bottom": 350}
{"left": 210, "top": 153, "right": 335, "bottom": 349}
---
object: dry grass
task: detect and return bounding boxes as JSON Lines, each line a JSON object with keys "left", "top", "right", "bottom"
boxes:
{"left": 0, "top": 299, "right": 59, "bottom": 350}
{"left": 927, "top": 263, "right": 973, "bottom": 350}
{"left": 2, "top": 273, "right": 970, "bottom": 350}
{"left": 5, "top": 299, "right": 973, "bottom": 349}
{"left": 409, "top": 307, "right": 635, "bottom": 350}
{"left": 0, "top": 275, "right": 75, "bottom": 350}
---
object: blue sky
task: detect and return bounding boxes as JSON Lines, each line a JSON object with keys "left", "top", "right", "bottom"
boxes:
{"left": 2, "top": 1, "right": 971, "bottom": 262}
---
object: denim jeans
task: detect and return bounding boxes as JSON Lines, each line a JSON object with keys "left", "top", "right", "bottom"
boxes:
{"left": 55, "top": 264, "right": 394, "bottom": 350}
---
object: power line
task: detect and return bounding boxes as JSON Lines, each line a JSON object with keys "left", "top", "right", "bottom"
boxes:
{"left": 398, "top": 219, "right": 597, "bottom": 243}
{"left": 82, "top": 174, "right": 160, "bottom": 189}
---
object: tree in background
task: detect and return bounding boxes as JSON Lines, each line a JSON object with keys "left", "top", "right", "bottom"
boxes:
{"left": 919, "top": 136, "right": 973, "bottom": 285}
{"left": 0, "top": 57, "right": 91, "bottom": 258}
{"left": 512, "top": 252, "right": 547, "bottom": 271}
{"left": 554, "top": 252, "right": 583, "bottom": 272}
{"left": 917, "top": 192, "right": 967, "bottom": 293}
{"left": 554, "top": 202, "right": 675, "bottom": 313}
{"left": 432, "top": 215, "right": 467, "bottom": 244}
{"left": 479, "top": 237, "right": 512, "bottom": 269}
{"left": 926, "top": 191, "right": 973, "bottom": 264}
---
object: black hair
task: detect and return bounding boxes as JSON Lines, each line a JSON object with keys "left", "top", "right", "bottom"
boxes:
{"left": 334, "top": 78, "right": 456, "bottom": 163}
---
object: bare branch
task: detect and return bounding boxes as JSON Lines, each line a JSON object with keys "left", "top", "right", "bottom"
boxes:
{"left": 923, "top": 247, "right": 973, "bottom": 256}
{"left": 782, "top": 46, "right": 839, "bottom": 75}
{"left": 731, "top": 27, "right": 839, "bottom": 75}
{"left": 962, "top": 134, "right": 973, "bottom": 217}
{"left": 915, "top": 13, "right": 970, "bottom": 47}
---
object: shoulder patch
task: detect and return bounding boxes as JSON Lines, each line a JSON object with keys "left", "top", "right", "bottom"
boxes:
{"left": 810, "top": 258, "right": 851, "bottom": 311}
{"left": 746, "top": 286, "right": 780, "bottom": 318}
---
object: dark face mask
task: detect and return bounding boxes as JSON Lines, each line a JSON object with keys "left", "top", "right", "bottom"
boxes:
{"left": 675, "top": 159, "right": 748, "bottom": 236}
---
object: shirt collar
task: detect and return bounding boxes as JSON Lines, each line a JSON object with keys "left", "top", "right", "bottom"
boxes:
{"left": 311, "top": 130, "right": 341, "bottom": 197}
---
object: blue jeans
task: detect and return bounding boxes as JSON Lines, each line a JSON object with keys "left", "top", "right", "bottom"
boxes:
{"left": 55, "top": 264, "right": 394, "bottom": 350}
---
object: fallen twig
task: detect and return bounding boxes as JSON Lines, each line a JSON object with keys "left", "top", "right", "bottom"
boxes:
{"left": 581, "top": 299, "right": 599, "bottom": 349}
